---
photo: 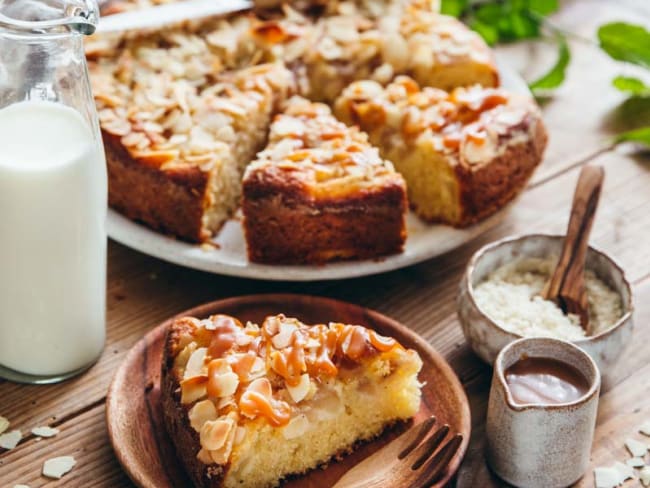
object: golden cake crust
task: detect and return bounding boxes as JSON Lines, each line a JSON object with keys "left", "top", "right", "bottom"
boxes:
{"left": 104, "top": 131, "right": 209, "bottom": 241}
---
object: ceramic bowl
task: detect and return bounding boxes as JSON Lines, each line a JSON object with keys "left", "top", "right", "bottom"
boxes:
{"left": 486, "top": 337, "right": 600, "bottom": 488}
{"left": 458, "top": 233, "right": 633, "bottom": 371}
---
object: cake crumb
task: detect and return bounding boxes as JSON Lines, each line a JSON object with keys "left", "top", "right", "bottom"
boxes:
{"left": 42, "top": 456, "right": 76, "bottom": 479}
{"left": 0, "top": 430, "right": 21, "bottom": 449}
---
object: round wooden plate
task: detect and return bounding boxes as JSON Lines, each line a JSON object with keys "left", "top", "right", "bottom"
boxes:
{"left": 107, "top": 294, "right": 471, "bottom": 487}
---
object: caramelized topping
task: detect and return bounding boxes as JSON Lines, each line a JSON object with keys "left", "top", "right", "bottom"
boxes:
{"left": 245, "top": 96, "right": 401, "bottom": 186}
{"left": 335, "top": 76, "right": 532, "bottom": 158}
{"left": 239, "top": 378, "right": 292, "bottom": 427}
{"left": 207, "top": 315, "right": 244, "bottom": 358}
{"left": 173, "top": 313, "right": 408, "bottom": 454}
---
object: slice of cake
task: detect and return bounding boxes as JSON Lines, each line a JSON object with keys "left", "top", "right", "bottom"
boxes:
{"left": 390, "top": 0, "right": 499, "bottom": 91}
{"left": 334, "top": 77, "right": 548, "bottom": 226}
{"left": 242, "top": 96, "right": 407, "bottom": 264}
{"left": 250, "top": 0, "right": 498, "bottom": 102}
{"left": 90, "top": 57, "right": 294, "bottom": 242}
{"left": 161, "top": 313, "right": 423, "bottom": 488}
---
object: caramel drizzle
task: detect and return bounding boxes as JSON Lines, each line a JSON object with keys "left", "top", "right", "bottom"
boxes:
{"left": 186, "top": 313, "right": 402, "bottom": 428}
{"left": 207, "top": 315, "right": 244, "bottom": 358}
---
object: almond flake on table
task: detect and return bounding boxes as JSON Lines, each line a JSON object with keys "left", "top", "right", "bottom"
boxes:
{"left": 42, "top": 456, "right": 76, "bottom": 479}
{"left": 625, "top": 438, "right": 648, "bottom": 457}
{"left": 595, "top": 462, "right": 634, "bottom": 488}
{"left": 640, "top": 422, "right": 650, "bottom": 437}
{"left": 31, "top": 426, "right": 59, "bottom": 438}
{"left": 626, "top": 457, "right": 646, "bottom": 468}
{"left": 641, "top": 466, "right": 650, "bottom": 486}
{"left": 0, "top": 429, "right": 21, "bottom": 449}
{"left": 0, "top": 415, "right": 9, "bottom": 434}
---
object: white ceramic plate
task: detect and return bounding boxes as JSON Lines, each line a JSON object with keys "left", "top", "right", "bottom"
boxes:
{"left": 108, "top": 63, "right": 530, "bottom": 281}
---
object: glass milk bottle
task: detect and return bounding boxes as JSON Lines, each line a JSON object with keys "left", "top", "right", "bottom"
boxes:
{"left": 0, "top": 0, "right": 106, "bottom": 383}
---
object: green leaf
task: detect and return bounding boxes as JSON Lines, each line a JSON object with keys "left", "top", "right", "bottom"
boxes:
{"left": 509, "top": 11, "right": 540, "bottom": 39}
{"left": 474, "top": 3, "right": 502, "bottom": 24}
{"left": 509, "top": 0, "right": 528, "bottom": 11}
{"left": 440, "top": 0, "right": 468, "bottom": 17}
{"left": 598, "top": 23, "right": 650, "bottom": 69}
{"left": 529, "top": 35, "right": 570, "bottom": 91}
{"left": 528, "top": 0, "right": 559, "bottom": 16}
{"left": 614, "top": 127, "right": 650, "bottom": 147}
{"left": 612, "top": 76, "right": 650, "bottom": 97}
{"left": 470, "top": 19, "right": 500, "bottom": 45}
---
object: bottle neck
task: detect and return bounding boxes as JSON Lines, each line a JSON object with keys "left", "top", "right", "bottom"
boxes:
{"left": 0, "top": 0, "right": 97, "bottom": 36}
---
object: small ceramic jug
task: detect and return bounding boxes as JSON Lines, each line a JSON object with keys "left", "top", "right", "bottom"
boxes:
{"left": 486, "top": 337, "right": 600, "bottom": 488}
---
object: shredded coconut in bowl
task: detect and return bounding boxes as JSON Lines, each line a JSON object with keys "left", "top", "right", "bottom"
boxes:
{"left": 473, "top": 257, "right": 623, "bottom": 340}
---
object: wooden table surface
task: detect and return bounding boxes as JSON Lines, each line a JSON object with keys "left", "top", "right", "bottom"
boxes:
{"left": 2, "top": 1, "right": 650, "bottom": 486}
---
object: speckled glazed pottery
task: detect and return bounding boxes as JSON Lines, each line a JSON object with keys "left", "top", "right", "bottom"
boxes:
{"left": 458, "top": 233, "right": 634, "bottom": 372}
{"left": 486, "top": 337, "right": 600, "bottom": 488}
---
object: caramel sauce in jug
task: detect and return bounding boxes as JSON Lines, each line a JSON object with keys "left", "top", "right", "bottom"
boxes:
{"left": 505, "top": 357, "right": 590, "bottom": 405}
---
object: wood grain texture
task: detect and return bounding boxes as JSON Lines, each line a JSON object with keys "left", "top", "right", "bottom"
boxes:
{"left": 1, "top": 1, "right": 650, "bottom": 486}
{"left": 106, "top": 295, "right": 470, "bottom": 488}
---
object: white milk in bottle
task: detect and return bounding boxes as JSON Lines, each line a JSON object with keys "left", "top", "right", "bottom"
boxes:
{"left": 0, "top": 100, "right": 107, "bottom": 378}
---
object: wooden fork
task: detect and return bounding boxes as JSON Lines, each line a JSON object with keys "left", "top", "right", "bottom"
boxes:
{"left": 332, "top": 416, "right": 463, "bottom": 488}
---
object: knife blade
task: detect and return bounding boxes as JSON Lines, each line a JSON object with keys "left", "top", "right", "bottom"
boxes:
{"left": 97, "top": 0, "right": 253, "bottom": 34}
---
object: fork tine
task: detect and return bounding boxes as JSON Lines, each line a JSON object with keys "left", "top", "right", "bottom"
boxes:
{"left": 410, "top": 424, "right": 450, "bottom": 470}
{"left": 398, "top": 416, "right": 436, "bottom": 459}
{"left": 417, "top": 434, "right": 463, "bottom": 488}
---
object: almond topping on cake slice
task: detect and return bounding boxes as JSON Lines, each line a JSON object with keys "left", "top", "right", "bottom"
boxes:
{"left": 161, "top": 313, "right": 423, "bottom": 488}
{"left": 335, "top": 76, "right": 547, "bottom": 227}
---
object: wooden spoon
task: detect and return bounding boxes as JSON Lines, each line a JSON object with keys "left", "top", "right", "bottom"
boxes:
{"left": 541, "top": 165, "right": 604, "bottom": 335}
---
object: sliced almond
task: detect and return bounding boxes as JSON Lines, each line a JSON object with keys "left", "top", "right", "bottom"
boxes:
{"left": 640, "top": 466, "right": 650, "bottom": 486}
{"left": 613, "top": 461, "right": 634, "bottom": 481}
{"left": 31, "top": 426, "right": 59, "bottom": 438}
{"left": 183, "top": 347, "right": 208, "bottom": 379}
{"left": 625, "top": 438, "right": 648, "bottom": 458}
{"left": 189, "top": 400, "right": 218, "bottom": 432}
{"left": 42, "top": 456, "right": 76, "bottom": 479}
{"left": 180, "top": 375, "right": 208, "bottom": 404}
{"left": 217, "top": 396, "right": 236, "bottom": 411}
{"left": 209, "top": 415, "right": 238, "bottom": 465}
{"left": 211, "top": 371, "right": 239, "bottom": 398}
{"left": 0, "top": 430, "right": 21, "bottom": 450}
{"left": 286, "top": 374, "right": 311, "bottom": 403}
{"left": 0, "top": 416, "right": 9, "bottom": 435}
{"left": 271, "top": 322, "right": 297, "bottom": 349}
{"left": 594, "top": 466, "right": 623, "bottom": 488}
{"left": 640, "top": 421, "right": 650, "bottom": 436}
{"left": 200, "top": 418, "right": 234, "bottom": 451}
{"left": 626, "top": 457, "right": 645, "bottom": 468}
{"left": 196, "top": 448, "right": 213, "bottom": 464}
